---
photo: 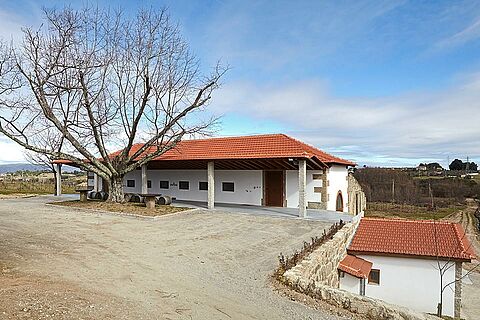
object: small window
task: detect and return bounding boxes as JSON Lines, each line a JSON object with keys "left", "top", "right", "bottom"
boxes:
{"left": 199, "top": 181, "right": 208, "bottom": 191}
{"left": 179, "top": 181, "right": 189, "bottom": 190}
{"left": 222, "top": 182, "right": 234, "bottom": 192}
{"left": 339, "top": 271, "right": 345, "bottom": 278}
{"left": 312, "top": 174, "right": 323, "bottom": 180}
{"left": 160, "top": 181, "right": 169, "bottom": 189}
{"left": 368, "top": 269, "right": 380, "bottom": 285}
{"left": 313, "top": 187, "right": 322, "bottom": 193}
{"left": 127, "top": 180, "right": 135, "bottom": 188}
{"left": 147, "top": 180, "right": 152, "bottom": 188}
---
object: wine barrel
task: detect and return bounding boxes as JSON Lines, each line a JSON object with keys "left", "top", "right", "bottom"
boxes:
{"left": 157, "top": 195, "right": 172, "bottom": 205}
{"left": 129, "top": 194, "right": 142, "bottom": 203}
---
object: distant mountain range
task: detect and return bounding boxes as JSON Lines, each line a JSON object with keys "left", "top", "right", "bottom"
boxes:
{"left": 0, "top": 163, "right": 77, "bottom": 174}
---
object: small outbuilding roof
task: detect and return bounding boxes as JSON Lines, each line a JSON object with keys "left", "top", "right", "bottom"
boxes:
{"left": 338, "top": 254, "right": 373, "bottom": 279}
{"left": 348, "top": 218, "right": 476, "bottom": 261}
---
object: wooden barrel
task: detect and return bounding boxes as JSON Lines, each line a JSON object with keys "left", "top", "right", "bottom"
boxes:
{"left": 157, "top": 195, "right": 172, "bottom": 205}
{"left": 129, "top": 194, "right": 142, "bottom": 203}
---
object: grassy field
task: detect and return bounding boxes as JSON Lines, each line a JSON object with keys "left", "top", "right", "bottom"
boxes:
{"left": 0, "top": 181, "right": 77, "bottom": 195}
{"left": 365, "top": 202, "right": 465, "bottom": 220}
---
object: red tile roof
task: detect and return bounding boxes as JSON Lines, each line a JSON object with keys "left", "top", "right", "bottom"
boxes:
{"left": 338, "top": 254, "right": 373, "bottom": 278}
{"left": 116, "top": 134, "right": 355, "bottom": 165}
{"left": 348, "top": 218, "right": 476, "bottom": 261}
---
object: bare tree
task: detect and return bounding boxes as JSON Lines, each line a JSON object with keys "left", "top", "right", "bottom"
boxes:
{"left": 25, "top": 128, "right": 66, "bottom": 195}
{"left": 0, "top": 6, "right": 225, "bottom": 202}
{"left": 432, "top": 202, "right": 479, "bottom": 317}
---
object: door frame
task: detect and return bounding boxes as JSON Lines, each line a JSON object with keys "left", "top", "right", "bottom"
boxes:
{"left": 262, "top": 170, "right": 286, "bottom": 207}
{"left": 336, "top": 190, "right": 344, "bottom": 212}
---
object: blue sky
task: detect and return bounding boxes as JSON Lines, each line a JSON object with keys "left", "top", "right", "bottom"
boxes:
{"left": 0, "top": 0, "right": 479, "bottom": 167}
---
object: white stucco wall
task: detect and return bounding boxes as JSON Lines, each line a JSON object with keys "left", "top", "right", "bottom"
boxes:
{"left": 285, "top": 170, "right": 323, "bottom": 208}
{"left": 122, "top": 169, "right": 263, "bottom": 205}
{"left": 327, "top": 165, "right": 348, "bottom": 212}
{"left": 353, "top": 255, "right": 456, "bottom": 317}
{"left": 339, "top": 272, "right": 361, "bottom": 294}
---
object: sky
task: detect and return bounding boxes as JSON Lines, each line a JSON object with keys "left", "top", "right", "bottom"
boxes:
{"left": 0, "top": 0, "right": 479, "bottom": 167}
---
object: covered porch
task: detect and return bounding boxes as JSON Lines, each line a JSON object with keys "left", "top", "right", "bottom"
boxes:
{"left": 55, "top": 156, "right": 328, "bottom": 218}
{"left": 173, "top": 200, "right": 353, "bottom": 222}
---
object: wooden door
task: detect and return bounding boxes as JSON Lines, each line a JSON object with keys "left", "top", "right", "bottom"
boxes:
{"left": 264, "top": 171, "right": 284, "bottom": 207}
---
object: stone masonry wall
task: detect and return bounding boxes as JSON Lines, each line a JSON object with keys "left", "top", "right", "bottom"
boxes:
{"left": 282, "top": 214, "right": 438, "bottom": 320}
{"left": 288, "top": 277, "right": 438, "bottom": 320}
{"left": 284, "top": 214, "right": 361, "bottom": 288}
{"left": 347, "top": 173, "right": 367, "bottom": 215}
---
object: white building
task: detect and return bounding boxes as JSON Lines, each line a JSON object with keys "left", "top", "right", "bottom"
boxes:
{"left": 56, "top": 134, "right": 365, "bottom": 216}
{"left": 338, "top": 218, "right": 475, "bottom": 318}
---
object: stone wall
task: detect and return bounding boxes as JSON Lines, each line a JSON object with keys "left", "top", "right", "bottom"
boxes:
{"left": 284, "top": 214, "right": 361, "bottom": 288}
{"left": 347, "top": 173, "right": 366, "bottom": 215}
{"left": 281, "top": 213, "right": 438, "bottom": 320}
{"left": 287, "top": 277, "right": 438, "bottom": 320}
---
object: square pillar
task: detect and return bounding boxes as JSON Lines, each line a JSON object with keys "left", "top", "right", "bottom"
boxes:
{"left": 454, "top": 261, "right": 462, "bottom": 319}
{"left": 93, "top": 173, "right": 99, "bottom": 192}
{"left": 141, "top": 164, "right": 148, "bottom": 194}
{"left": 208, "top": 161, "right": 215, "bottom": 209}
{"left": 55, "top": 164, "right": 62, "bottom": 196}
{"left": 298, "top": 159, "right": 307, "bottom": 218}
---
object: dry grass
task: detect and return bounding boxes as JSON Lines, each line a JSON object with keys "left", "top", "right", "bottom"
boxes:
{"left": 52, "top": 200, "right": 189, "bottom": 217}
{"left": 0, "top": 181, "right": 77, "bottom": 195}
{"left": 365, "top": 202, "right": 465, "bottom": 220}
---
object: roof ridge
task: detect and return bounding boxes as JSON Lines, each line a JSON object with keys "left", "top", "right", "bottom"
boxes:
{"left": 452, "top": 223, "right": 475, "bottom": 259}
{"left": 361, "top": 217, "right": 452, "bottom": 225}
{"left": 280, "top": 134, "right": 355, "bottom": 164}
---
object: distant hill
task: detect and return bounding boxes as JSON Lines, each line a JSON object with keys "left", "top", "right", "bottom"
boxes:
{"left": 0, "top": 163, "right": 77, "bottom": 174}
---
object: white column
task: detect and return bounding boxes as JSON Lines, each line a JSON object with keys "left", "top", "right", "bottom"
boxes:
{"left": 298, "top": 159, "right": 307, "bottom": 218}
{"left": 207, "top": 161, "right": 215, "bottom": 209}
{"left": 93, "top": 173, "right": 99, "bottom": 192}
{"left": 55, "top": 164, "right": 62, "bottom": 196}
{"left": 141, "top": 164, "right": 148, "bottom": 194}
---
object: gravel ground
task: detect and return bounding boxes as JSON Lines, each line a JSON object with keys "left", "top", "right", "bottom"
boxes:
{"left": 0, "top": 196, "right": 352, "bottom": 320}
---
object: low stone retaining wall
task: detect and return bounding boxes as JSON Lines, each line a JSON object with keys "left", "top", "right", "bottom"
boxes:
{"left": 281, "top": 213, "right": 438, "bottom": 320}
{"left": 287, "top": 277, "right": 437, "bottom": 320}
{"left": 284, "top": 213, "right": 361, "bottom": 288}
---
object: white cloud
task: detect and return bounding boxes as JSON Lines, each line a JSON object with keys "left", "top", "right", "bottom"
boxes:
{"left": 435, "top": 16, "right": 480, "bottom": 49}
{"left": 0, "top": 138, "right": 26, "bottom": 163}
{"left": 211, "top": 74, "right": 480, "bottom": 166}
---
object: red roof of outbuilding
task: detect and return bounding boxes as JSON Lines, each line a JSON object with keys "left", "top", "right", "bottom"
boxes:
{"left": 113, "top": 134, "right": 355, "bottom": 165}
{"left": 348, "top": 218, "right": 476, "bottom": 261}
{"left": 338, "top": 254, "right": 373, "bottom": 278}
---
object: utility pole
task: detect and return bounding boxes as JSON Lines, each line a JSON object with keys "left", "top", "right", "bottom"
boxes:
{"left": 392, "top": 179, "right": 395, "bottom": 203}
{"left": 429, "top": 182, "right": 434, "bottom": 209}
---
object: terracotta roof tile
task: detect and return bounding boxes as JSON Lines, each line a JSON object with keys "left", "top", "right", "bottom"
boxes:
{"left": 348, "top": 218, "right": 476, "bottom": 261}
{"left": 123, "top": 134, "right": 355, "bottom": 165}
{"left": 338, "top": 254, "right": 373, "bottom": 278}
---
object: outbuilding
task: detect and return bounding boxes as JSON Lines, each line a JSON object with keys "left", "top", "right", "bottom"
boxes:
{"left": 338, "top": 218, "right": 476, "bottom": 318}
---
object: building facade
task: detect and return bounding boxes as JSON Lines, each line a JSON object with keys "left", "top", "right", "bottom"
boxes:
{"left": 56, "top": 134, "right": 364, "bottom": 215}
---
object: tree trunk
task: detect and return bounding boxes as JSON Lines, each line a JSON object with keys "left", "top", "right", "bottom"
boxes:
{"left": 108, "top": 176, "right": 125, "bottom": 203}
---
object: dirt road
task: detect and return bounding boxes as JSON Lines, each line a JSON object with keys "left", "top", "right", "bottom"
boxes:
{"left": 445, "top": 199, "right": 480, "bottom": 320}
{"left": 0, "top": 196, "right": 349, "bottom": 320}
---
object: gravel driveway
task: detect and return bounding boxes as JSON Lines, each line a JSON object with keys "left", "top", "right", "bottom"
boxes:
{"left": 0, "top": 196, "right": 348, "bottom": 319}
